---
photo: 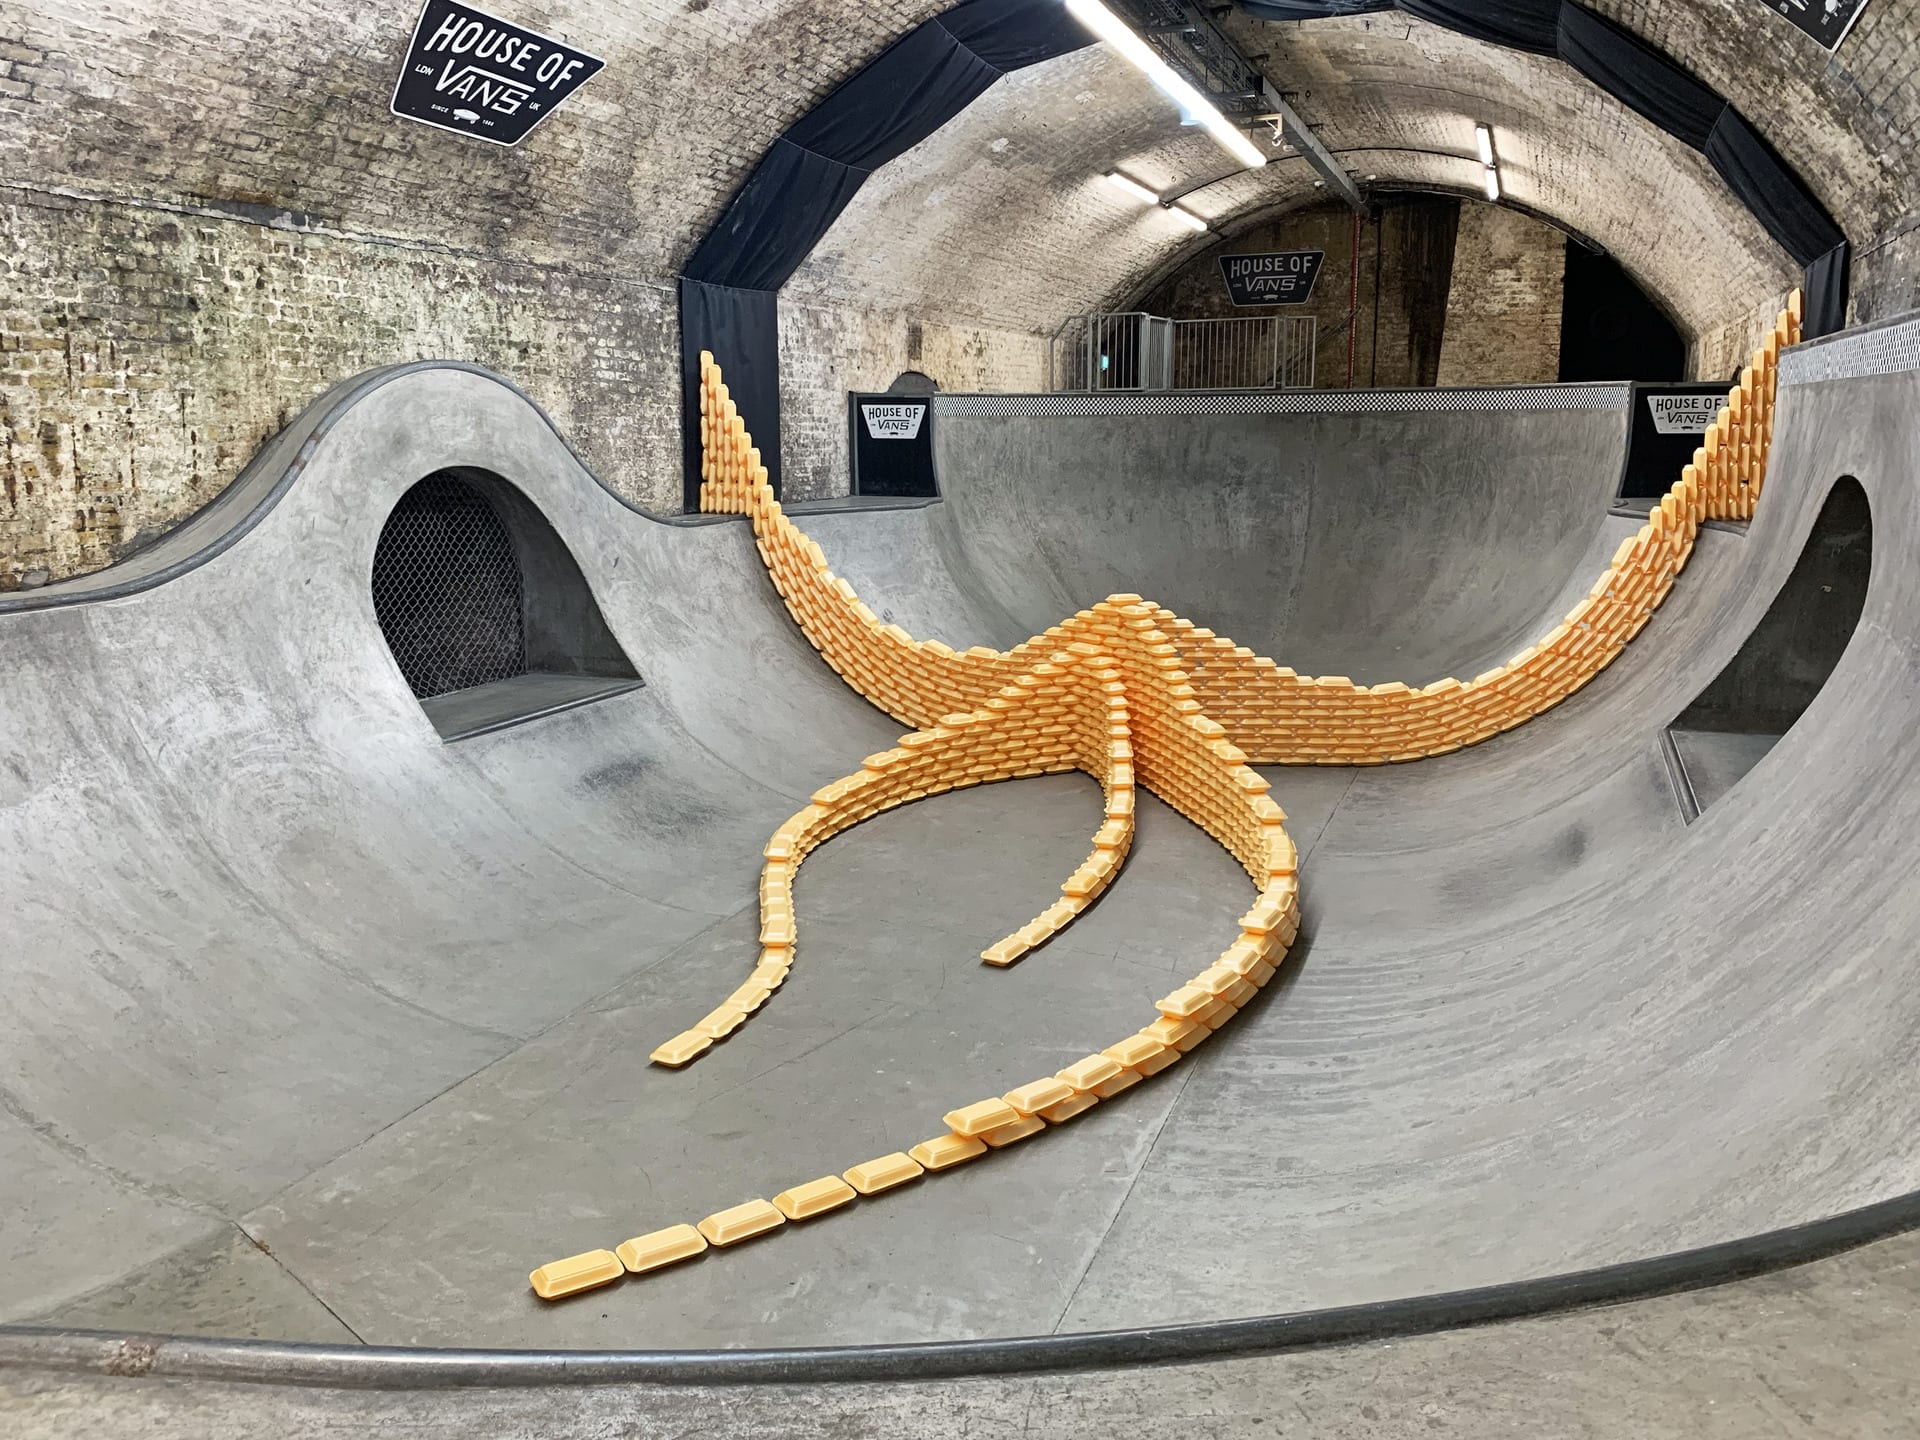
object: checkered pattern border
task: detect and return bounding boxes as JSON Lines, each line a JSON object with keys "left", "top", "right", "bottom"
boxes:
{"left": 1779, "top": 317, "right": 1920, "bottom": 387}
{"left": 934, "top": 386, "right": 1629, "bottom": 419}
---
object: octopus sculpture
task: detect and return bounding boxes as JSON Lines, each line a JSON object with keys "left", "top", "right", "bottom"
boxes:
{"left": 527, "top": 294, "right": 1802, "bottom": 1300}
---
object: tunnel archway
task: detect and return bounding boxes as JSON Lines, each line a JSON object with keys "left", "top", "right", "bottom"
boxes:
{"left": 1665, "top": 476, "right": 1872, "bottom": 816}
{"left": 371, "top": 468, "right": 641, "bottom": 740}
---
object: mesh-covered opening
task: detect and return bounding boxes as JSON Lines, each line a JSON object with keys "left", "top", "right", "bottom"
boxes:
{"left": 372, "top": 474, "right": 528, "bottom": 700}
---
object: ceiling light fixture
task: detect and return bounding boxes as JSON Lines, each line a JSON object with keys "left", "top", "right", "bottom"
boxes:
{"left": 1066, "top": 0, "right": 1268, "bottom": 170}
{"left": 1166, "top": 202, "right": 1209, "bottom": 232}
{"left": 1476, "top": 123, "right": 1500, "bottom": 202}
{"left": 1105, "top": 170, "right": 1160, "bottom": 205}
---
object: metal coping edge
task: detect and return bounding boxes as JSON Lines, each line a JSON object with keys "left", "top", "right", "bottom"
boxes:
{"left": 933, "top": 384, "right": 1631, "bottom": 419}
{"left": 3, "top": 1185, "right": 1918, "bottom": 1390}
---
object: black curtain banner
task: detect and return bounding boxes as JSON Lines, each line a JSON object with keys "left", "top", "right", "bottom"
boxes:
{"left": 680, "top": 279, "right": 781, "bottom": 508}
{"left": 784, "top": 22, "right": 1004, "bottom": 177}
{"left": 1554, "top": 2, "right": 1723, "bottom": 150}
{"left": 684, "top": 139, "right": 869, "bottom": 293}
{"left": 1803, "top": 242, "right": 1850, "bottom": 339}
{"left": 1401, "top": 0, "right": 1559, "bottom": 54}
{"left": 1704, "top": 107, "right": 1846, "bottom": 266}
{"left": 936, "top": 0, "right": 1096, "bottom": 69}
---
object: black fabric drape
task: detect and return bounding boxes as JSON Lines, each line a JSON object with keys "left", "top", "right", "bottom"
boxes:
{"left": 1705, "top": 108, "right": 1846, "bottom": 266}
{"left": 1554, "top": 2, "right": 1723, "bottom": 149}
{"left": 680, "top": 280, "right": 782, "bottom": 505}
{"left": 684, "top": 139, "right": 868, "bottom": 293}
{"left": 938, "top": 0, "right": 1097, "bottom": 69}
{"left": 1239, "top": 0, "right": 1391, "bottom": 18}
{"left": 1401, "top": 0, "right": 1559, "bottom": 53}
{"left": 1802, "top": 243, "right": 1850, "bottom": 338}
{"left": 786, "top": 23, "right": 1003, "bottom": 172}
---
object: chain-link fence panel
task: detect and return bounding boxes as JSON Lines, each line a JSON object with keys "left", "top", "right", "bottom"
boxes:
{"left": 372, "top": 473, "right": 527, "bottom": 700}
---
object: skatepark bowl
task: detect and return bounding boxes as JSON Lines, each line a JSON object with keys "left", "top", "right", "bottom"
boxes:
{"left": 6, "top": 281, "right": 1920, "bottom": 1426}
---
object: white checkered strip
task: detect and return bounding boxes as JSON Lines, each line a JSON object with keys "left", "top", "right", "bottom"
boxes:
{"left": 1780, "top": 318, "right": 1920, "bottom": 387}
{"left": 936, "top": 386, "right": 1631, "bottom": 419}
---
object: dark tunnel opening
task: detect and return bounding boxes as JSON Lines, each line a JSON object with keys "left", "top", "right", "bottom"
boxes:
{"left": 1663, "top": 476, "right": 1872, "bottom": 818}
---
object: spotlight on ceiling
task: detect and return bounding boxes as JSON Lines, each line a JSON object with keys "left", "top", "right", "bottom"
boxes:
{"left": 1066, "top": 0, "right": 1268, "bottom": 170}
{"left": 1475, "top": 124, "right": 1494, "bottom": 167}
{"left": 1483, "top": 165, "right": 1501, "bottom": 202}
{"left": 1166, "top": 202, "right": 1209, "bottom": 232}
{"left": 1105, "top": 170, "right": 1160, "bottom": 205}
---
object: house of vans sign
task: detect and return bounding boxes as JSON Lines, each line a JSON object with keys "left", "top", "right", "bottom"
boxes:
{"left": 391, "top": 0, "right": 605, "bottom": 146}
{"left": 1219, "top": 251, "right": 1325, "bottom": 306}
{"left": 1764, "top": 0, "right": 1869, "bottom": 51}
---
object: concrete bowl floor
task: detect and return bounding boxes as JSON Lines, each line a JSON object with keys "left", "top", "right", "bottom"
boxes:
{"left": 4, "top": 347, "right": 1920, "bottom": 1353}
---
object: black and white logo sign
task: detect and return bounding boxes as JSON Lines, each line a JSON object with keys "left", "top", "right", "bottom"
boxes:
{"left": 1765, "top": 0, "right": 1869, "bottom": 51}
{"left": 391, "top": 0, "right": 605, "bottom": 147}
{"left": 1647, "top": 393, "right": 1722, "bottom": 435}
{"left": 1219, "top": 251, "right": 1325, "bottom": 306}
{"left": 861, "top": 402, "right": 928, "bottom": 440}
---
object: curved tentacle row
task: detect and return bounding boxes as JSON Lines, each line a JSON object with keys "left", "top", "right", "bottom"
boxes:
{"left": 530, "top": 292, "right": 1800, "bottom": 1299}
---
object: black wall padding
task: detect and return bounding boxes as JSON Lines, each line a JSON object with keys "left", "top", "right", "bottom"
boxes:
{"left": 686, "top": 140, "right": 869, "bottom": 293}
{"left": 785, "top": 23, "right": 1003, "bottom": 175}
{"left": 1239, "top": 0, "right": 1392, "bottom": 15}
{"left": 1554, "top": 3, "right": 1722, "bottom": 150}
{"left": 1401, "top": 0, "right": 1559, "bottom": 54}
{"left": 1705, "top": 108, "right": 1845, "bottom": 266}
{"left": 937, "top": 0, "right": 1096, "bottom": 69}
{"left": 680, "top": 280, "right": 781, "bottom": 508}
{"left": 1802, "top": 243, "right": 1849, "bottom": 339}
{"left": 677, "top": 0, "right": 1091, "bottom": 507}
{"left": 1237, "top": 0, "right": 1847, "bottom": 320}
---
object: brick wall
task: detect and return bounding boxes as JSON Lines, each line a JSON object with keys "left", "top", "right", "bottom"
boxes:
{"left": 1, "top": 190, "right": 677, "bottom": 587}
{"left": 777, "top": 300, "right": 1045, "bottom": 502}
{"left": 0, "top": 0, "right": 950, "bottom": 589}
{"left": 1434, "top": 204, "right": 1567, "bottom": 386}
{"left": 1134, "top": 196, "right": 1465, "bottom": 389}
{"left": 1, "top": 0, "right": 1906, "bottom": 584}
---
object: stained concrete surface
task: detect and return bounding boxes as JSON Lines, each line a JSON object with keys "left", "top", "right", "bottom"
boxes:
{"left": 1, "top": 357, "right": 1916, "bottom": 1365}
{"left": 9, "top": 1225, "right": 1920, "bottom": 1438}
{"left": 1670, "top": 728, "right": 1781, "bottom": 813}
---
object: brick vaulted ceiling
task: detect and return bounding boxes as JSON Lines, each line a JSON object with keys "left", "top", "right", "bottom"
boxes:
{"left": 6, "top": 1, "right": 1912, "bottom": 319}
{"left": 6, "top": 0, "right": 1915, "bottom": 342}
{"left": 791, "top": 14, "right": 1808, "bottom": 362}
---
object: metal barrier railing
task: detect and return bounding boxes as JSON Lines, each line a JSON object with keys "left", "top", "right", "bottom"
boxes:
{"left": 1048, "top": 313, "right": 1174, "bottom": 392}
{"left": 1171, "top": 316, "right": 1316, "bottom": 391}
{"left": 1051, "top": 313, "right": 1315, "bottom": 392}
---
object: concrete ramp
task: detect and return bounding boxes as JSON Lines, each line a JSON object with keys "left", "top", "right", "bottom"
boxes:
{"left": 901, "top": 390, "right": 1630, "bottom": 682}
{"left": 0, "top": 336, "right": 1915, "bottom": 1358}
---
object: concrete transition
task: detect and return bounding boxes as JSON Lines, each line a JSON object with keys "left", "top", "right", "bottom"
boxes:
{"left": 0, "top": 310, "right": 1915, "bottom": 1362}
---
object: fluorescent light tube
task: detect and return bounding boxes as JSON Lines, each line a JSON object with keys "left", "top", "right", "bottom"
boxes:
{"left": 1475, "top": 124, "right": 1494, "bottom": 167}
{"left": 1105, "top": 170, "right": 1160, "bottom": 204}
{"left": 1166, "top": 203, "right": 1208, "bottom": 232}
{"left": 1483, "top": 166, "right": 1500, "bottom": 202}
{"left": 1067, "top": 0, "right": 1268, "bottom": 169}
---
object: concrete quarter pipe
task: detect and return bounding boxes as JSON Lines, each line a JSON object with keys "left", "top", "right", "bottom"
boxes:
{"left": 1, "top": 313, "right": 1917, "bottom": 1364}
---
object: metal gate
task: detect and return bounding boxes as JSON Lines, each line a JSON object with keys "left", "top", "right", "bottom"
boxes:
{"left": 1048, "top": 313, "right": 1175, "bottom": 392}
{"left": 1171, "top": 316, "right": 1316, "bottom": 390}
{"left": 371, "top": 472, "right": 527, "bottom": 700}
{"left": 1051, "top": 312, "right": 1315, "bottom": 392}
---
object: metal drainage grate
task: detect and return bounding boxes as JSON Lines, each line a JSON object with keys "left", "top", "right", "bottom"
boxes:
{"left": 372, "top": 473, "right": 527, "bottom": 700}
